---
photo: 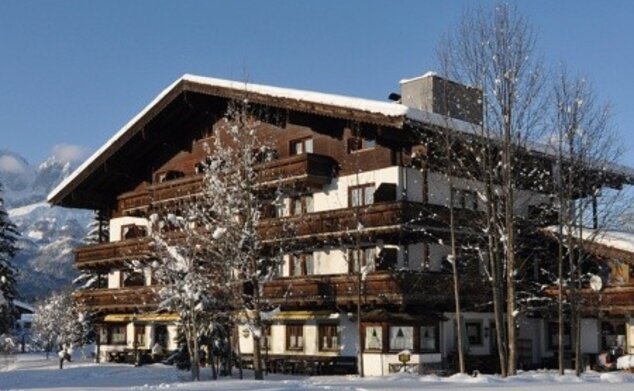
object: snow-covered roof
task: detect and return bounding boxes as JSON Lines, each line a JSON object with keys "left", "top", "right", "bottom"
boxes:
{"left": 47, "top": 73, "right": 468, "bottom": 205}
{"left": 544, "top": 226, "right": 634, "bottom": 255}
{"left": 47, "top": 74, "right": 634, "bottom": 207}
{"left": 13, "top": 300, "right": 35, "bottom": 313}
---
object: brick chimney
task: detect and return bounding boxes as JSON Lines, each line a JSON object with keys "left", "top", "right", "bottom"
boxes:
{"left": 399, "top": 72, "right": 483, "bottom": 125}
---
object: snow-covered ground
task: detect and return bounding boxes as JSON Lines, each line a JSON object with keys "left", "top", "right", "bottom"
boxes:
{"left": 1, "top": 353, "right": 634, "bottom": 391}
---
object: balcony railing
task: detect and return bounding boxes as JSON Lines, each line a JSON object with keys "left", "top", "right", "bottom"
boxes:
{"left": 74, "top": 238, "right": 152, "bottom": 269}
{"left": 256, "top": 153, "right": 337, "bottom": 187}
{"left": 74, "top": 286, "right": 160, "bottom": 312}
{"left": 259, "top": 201, "right": 483, "bottom": 241}
{"left": 547, "top": 284, "right": 634, "bottom": 315}
{"left": 117, "top": 153, "right": 337, "bottom": 215}
{"left": 262, "top": 271, "right": 485, "bottom": 309}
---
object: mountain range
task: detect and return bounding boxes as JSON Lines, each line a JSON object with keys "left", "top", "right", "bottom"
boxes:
{"left": 0, "top": 150, "right": 92, "bottom": 302}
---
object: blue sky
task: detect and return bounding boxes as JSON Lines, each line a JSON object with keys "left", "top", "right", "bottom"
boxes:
{"left": 1, "top": 0, "right": 634, "bottom": 166}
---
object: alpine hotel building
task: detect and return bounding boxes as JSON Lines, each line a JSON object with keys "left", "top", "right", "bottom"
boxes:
{"left": 48, "top": 73, "right": 634, "bottom": 375}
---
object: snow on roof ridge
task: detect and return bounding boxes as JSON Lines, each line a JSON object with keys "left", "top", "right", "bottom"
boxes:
{"left": 544, "top": 226, "right": 634, "bottom": 254}
{"left": 399, "top": 71, "right": 439, "bottom": 84}
{"left": 181, "top": 74, "right": 407, "bottom": 116}
{"left": 48, "top": 74, "right": 412, "bottom": 204}
{"left": 13, "top": 299, "right": 35, "bottom": 312}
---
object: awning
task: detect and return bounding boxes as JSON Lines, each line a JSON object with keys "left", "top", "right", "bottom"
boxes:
{"left": 103, "top": 313, "right": 179, "bottom": 323}
{"left": 271, "top": 310, "right": 335, "bottom": 321}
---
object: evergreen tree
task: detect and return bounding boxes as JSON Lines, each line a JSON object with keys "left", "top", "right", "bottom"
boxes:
{"left": 0, "top": 182, "right": 19, "bottom": 336}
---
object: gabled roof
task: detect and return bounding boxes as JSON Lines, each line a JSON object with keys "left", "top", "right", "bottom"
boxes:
{"left": 47, "top": 74, "right": 476, "bottom": 208}
{"left": 47, "top": 74, "right": 634, "bottom": 209}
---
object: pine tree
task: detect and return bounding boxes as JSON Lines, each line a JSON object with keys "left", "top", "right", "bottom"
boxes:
{"left": 0, "top": 182, "right": 19, "bottom": 336}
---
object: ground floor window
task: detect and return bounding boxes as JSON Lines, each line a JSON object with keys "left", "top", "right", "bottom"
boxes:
{"left": 134, "top": 325, "right": 146, "bottom": 347}
{"left": 107, "top": 324, "right": 127, "bottom": 345}
{"left": 465, "top": 321, "right": 483, "bottom": 346}
{"left": 420, "top": 325, "right": 439, "bottom": 352}
{"left": 365, "top": 325, "right": 383, "bottom": 351}
{"left": 601, "top": 320, "right": 627, "bottom": 350}
{"left": 319, "top": 324, "right": 340, "bottom": 351}
{"left": 389, "top": 326, "right": 414, "bottom": 351}
{"left": 547, "top": 321, "right": 571, "bottom": 350}
{"left": 260, "top": 324, "right": 272, "bottom": 351}
{"left": 286, "top": 324, "right": 304, "bottom": 351}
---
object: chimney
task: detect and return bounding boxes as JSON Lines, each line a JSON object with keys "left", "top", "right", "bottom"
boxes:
{"left": 399, "top": 72, "right": 483, "bottom": 125}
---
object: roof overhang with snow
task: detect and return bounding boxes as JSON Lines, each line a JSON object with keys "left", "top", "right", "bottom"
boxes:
{"left": 48, "top": 74, "right": 634, "bottom": 210}
{"left": 47, "top": 74, "right": 420, "bottom": 210}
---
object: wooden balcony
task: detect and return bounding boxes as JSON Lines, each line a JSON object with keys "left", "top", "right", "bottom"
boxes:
{"left": 74, "top": 286, "right": 160, "bottom": 313}
{"left": 560, "top": 285, "right": 634, "bottom": 315}
{"left": 117, "top": 153, "right": 337, "bottom": 215}
{"left": 256, "top": 153, "right": 337, "bottom": 188}
{"left": 259, "top": 201, "right": 483, "bottom": 243}
{"left": 262, "top": 271, "right": 484, "bottom": 310}
{"left": 74, "top": 238, "right": 152, "bottom": 270}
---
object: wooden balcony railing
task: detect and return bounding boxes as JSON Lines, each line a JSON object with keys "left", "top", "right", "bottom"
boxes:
{"left": 259, "top": 201, "right": 483, "bottom": 241}
{"left": 74, "top": 286, "right": 160, "bottom": 313}
{"left": 547, "top": 284, "right": 634, "bottom": 315}
{"left": 262, "top": 271, "right": 485, "bottom": 309}
{"left": 117, "top": 153, "right": 337, "bottom": 215}
{"left": 74, "top": 238, "right": 152, "bottom": 269}
{"left": 256, "top": 153, "right": 337, "bottom": 187}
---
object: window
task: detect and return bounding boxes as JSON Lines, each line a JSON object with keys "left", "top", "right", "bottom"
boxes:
{"left": 420, "top": 325, "right": 439, "bottom": 353}
{"left": 451, "top": 188, "right": 478, "bottom": 211}
{"left": 108, "top": 324, "right": 127, "bottom": 345}
{"left": 275, "top": 201, "right": 287, "bottom": 218}
{"left": 601, "top": 320, "right": 626, "bottom": 350}
{"left": 94, "top": 273, "right": 108, "bottom": 289}
{"left": 465, "top": 321, "right": 483, "bottom": 346}
{"left": 134, "top": 325, "right": 146, "bottom": 347}
{"left": 349, "top": 184, "right": 375, "bottom": 207}
{"left": 348, "top": 135, "right": 376, "bottom": 152}
{"left": 349, "top": 247, "right": 376, "bottom": 273}
{"left": 319, "top": 324, "right": 340, "bottom": 351}
{"left": 286, "top": 324, "right": 304, "bottom": 350}
{"left": 290, "top": 138, "right": 313, "bottom": 155}
{"left": 389, "top": 326, "right": 414, "bottom": 351}
{"left": 365, "top": 325, "right": 383, "bottom": 351}
{"left": 547, "top": 321, "right": 571, "bottom": 350}
{"left": 290, "top": 195, "right": 314, "bottom": 216}
{"left": 98, "top": 325, "right": 108, "bottom": 344}
{"left": 463, "top": 190, "right": 478, "bottom": 210}
{"left": 121, "top": 269, "right": 145, "bottom": 287}
{"left": 290, "top": 253, "right": 314, "bottom": 276}
{"left": 121, "top": 224, "right": 147, "bottom": 240}
{"left": 260, "top": 324, "right": 272, "bottom": 351}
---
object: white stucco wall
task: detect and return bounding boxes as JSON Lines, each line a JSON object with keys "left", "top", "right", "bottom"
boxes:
{"left": 108, "top": 271, "right": 121, "bottom": 289}
{"left": 427, "top": 171, "right": 551, "bottom": 216}
{"left": 363, "top": 352, "right": 442, "bottom": 376}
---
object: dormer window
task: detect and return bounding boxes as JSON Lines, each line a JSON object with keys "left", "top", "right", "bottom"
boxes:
{"left": 290, "top": 138, "right": 313, "bottom": 155}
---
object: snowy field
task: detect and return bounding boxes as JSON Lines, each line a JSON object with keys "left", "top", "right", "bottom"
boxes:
{"left": 2, "top": 353, "right": 634, "bottom": 391}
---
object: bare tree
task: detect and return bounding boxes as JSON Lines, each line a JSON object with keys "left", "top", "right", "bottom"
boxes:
{"left": 550, "top": 67, "right": 623, "bottom": 375}
{"left": 439, "top": 3, "right": 546, "bottom": 375}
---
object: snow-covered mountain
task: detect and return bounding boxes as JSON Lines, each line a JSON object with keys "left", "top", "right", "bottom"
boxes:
{"left": 0, "top": 150, "right": 91, "bottom": 301}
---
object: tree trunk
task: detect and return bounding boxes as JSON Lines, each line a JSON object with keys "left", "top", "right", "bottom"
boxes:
{"left": 448, "top": 180, "right": 465, "bottom": 374}
{"left": 503, "top": 107, "right": 517, "bottom": 376}
{"left": 251, "top": 275, "right": 264, "bottom": 380}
